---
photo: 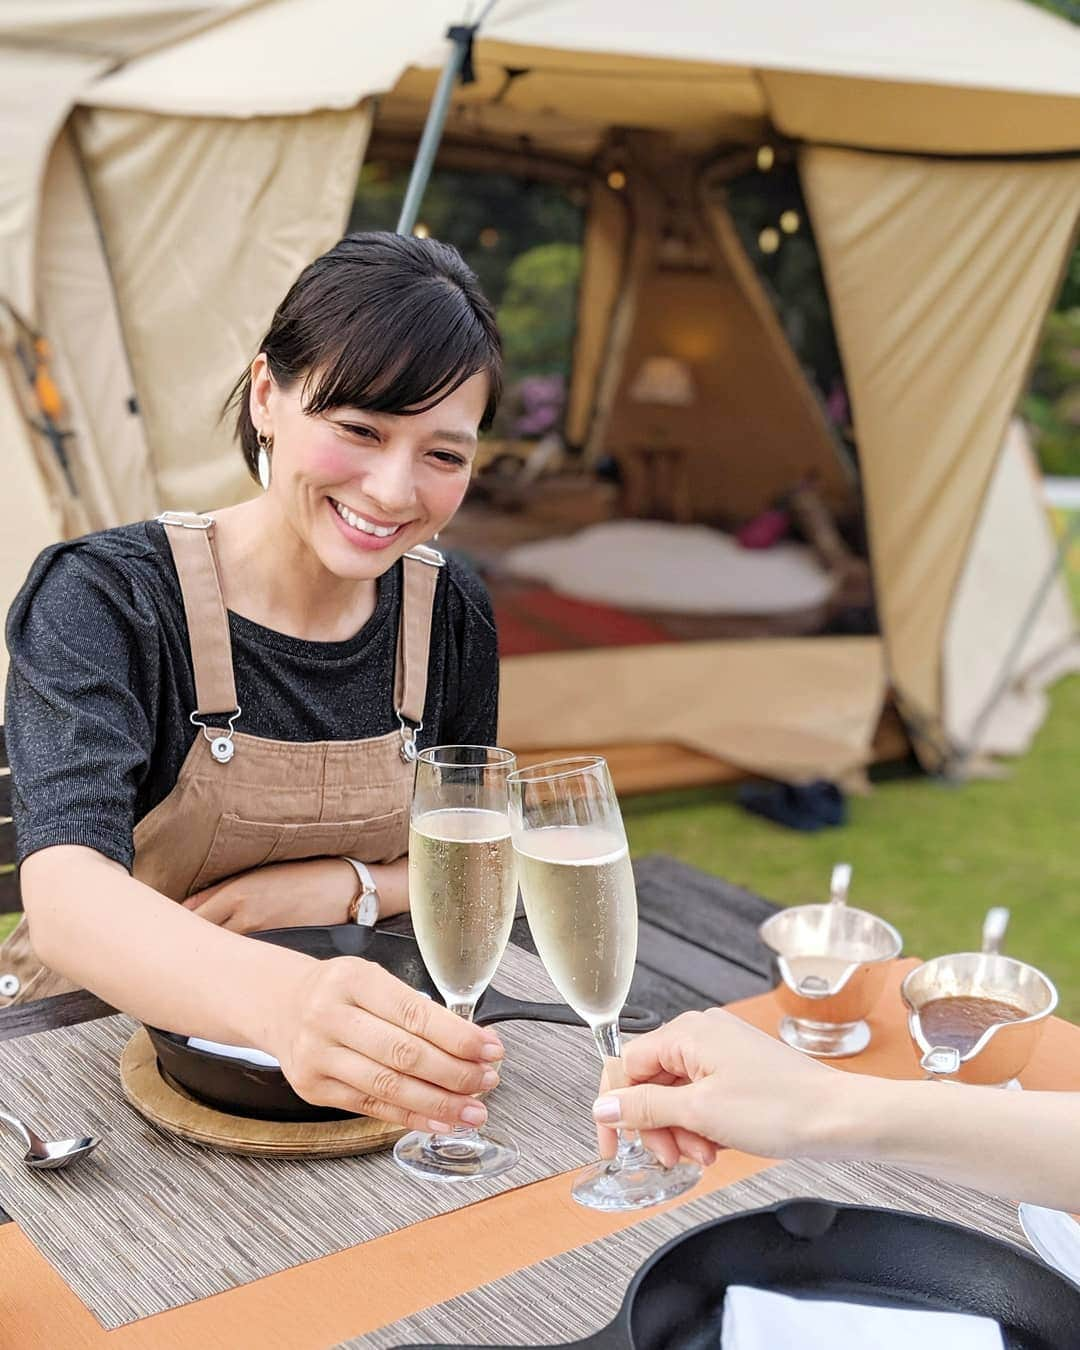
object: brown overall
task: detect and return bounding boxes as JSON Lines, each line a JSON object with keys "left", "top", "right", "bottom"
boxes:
{"left": 0, "top": 511, "right": 442, "bottom": 1007}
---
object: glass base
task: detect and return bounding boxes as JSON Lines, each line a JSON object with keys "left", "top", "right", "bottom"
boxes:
{"left": 572, "top": 1154, "right": 701, "bottom": 1212}
{"left": 779, "top": 1015, "right": 870, "bottom": 1058}
{"left": 393, "top": 1128, "right": 518, "bottom": 1182}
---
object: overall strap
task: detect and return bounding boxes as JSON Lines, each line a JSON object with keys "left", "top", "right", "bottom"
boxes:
{"left": 157, "top": 512, "right": 239, "bottom": 723}
{"left": 394, "top": 544, "right": 445, "bottom": 759}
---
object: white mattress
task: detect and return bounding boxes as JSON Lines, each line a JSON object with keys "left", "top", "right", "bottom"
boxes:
{"left": 503, "top": 520, "right": 833, "bottom": 616}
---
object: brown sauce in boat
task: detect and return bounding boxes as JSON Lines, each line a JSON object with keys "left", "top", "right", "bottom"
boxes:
{"left": 918, "top": 995, "right": 1029, "bottom": 1055}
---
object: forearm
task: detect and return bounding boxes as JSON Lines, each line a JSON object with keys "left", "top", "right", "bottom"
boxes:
{"left": 817, "top": 1074, "right": 1080, "bottom": 1210}
{"left": 22, "top": 846, "right": 310, "bottom": 1050}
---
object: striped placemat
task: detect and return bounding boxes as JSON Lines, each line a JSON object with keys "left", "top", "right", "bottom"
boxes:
{"left": 344, "top": 1158, "right": 1028, "bottom": 1350}
{"left": 0, "top": 943, "right": 603, "bottom": 1329}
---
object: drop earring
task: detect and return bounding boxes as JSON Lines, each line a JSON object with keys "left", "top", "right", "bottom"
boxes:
{"left": 256, "top": 430, "right": 273, "bottom": 491}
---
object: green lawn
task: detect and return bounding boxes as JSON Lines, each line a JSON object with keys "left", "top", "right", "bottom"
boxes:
{"left": 626, "top": 672, "right": 1080, "bottom": 1019}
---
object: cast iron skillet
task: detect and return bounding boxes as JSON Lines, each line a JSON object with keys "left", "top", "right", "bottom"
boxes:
{"left": 397, "top": 1200, "right": 1080, "bottom": 1350}
{"left": 145, "top": 925, "right": 659, "bottom": 1122}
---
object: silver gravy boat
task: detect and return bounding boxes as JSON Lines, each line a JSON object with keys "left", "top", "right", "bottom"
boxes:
{"left": 758, "top": 864, "right": 903, "bottom": 1057}
{"left": 901, "top": 908, "right": 1057, "bottom": 1086}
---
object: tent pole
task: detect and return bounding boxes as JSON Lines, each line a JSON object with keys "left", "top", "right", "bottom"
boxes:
{"left": 396, "top": 15, "right": 486, "bottom": 236}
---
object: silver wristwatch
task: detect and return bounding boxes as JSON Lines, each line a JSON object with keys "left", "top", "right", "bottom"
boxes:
{"left": 343, "top": 857, "right": 379, "bottom": 928}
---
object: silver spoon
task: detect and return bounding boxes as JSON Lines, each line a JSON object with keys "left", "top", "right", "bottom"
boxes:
{"left": 0, "top": 1109, "right": 100, "bottom": 1170}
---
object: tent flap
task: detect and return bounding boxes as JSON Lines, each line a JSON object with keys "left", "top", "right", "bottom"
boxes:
{"left": 943, "top": 420, "right": 1079, "bottom": 760}
{"left": 499, "top": 636, "right": 886, "bottom": 782}
{"left": 801, "top": 146, "right": 1080, "bottom": 765}
{"left": 37, "top": 127, "right": 159, "bottom": 529}
{"left": 73, "top": 101, "right": 374, "bottom": 511}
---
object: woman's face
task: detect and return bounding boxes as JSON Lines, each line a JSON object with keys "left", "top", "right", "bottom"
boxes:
{"left": 251, "top": 357, "right": 487, "bottom": 581}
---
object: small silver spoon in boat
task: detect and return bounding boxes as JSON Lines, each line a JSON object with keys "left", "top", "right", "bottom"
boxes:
{"left": 0, "top": 1109, "right": 100, "bottom": 1170}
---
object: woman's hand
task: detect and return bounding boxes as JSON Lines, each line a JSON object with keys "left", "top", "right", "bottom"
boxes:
{"left": 592, "top": 1008, "right": 838, "bottom": 1168}
{"left": 270, "top": 955, "right": 505, "bottom": 1128}
{"left": 183, "top": 856, "right": 362, "bottom": 932}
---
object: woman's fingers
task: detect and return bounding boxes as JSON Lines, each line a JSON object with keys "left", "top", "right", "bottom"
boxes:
{"left": 593, "top": 1080, "right": 703, "bottom": 1137}
{"left": 183, "top": 890, "right": 236, "bottom": 927}
{"left": 673, "top": 1126, "right": 718, "bottom": 1167}
{"left": 348, "top": 960, "right": 504, "bottom": 1064}
{"left": 303, "top": 1077, "right": 461, "bottom": 1134}
{"left": 640, "top": 1126, "right": 681, "bottom": 1168}
{"left": 334, "top": 1007, "right": 501, "bottom": 1097}
{"left": 313, "top": 1047, "right": 490, "bottom": 1127}
{"left": 620, "top": 1011, "right": 717, "bottom": 1085}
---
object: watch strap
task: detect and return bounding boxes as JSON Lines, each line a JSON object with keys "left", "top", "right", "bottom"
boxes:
{"left": 343, "top": 857, "right": 380, "bottom": 927}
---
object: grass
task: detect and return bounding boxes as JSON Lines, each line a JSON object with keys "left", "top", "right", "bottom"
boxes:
{"left": 625, "top": 672, "right": 1080, "bottom": 1019}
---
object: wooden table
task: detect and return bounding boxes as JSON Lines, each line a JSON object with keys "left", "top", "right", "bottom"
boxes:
{"left": 1, "top": 860, "right": 1075, "bottom": 1349}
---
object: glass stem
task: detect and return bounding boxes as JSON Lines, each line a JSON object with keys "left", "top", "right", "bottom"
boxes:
{"left": 430, "top": 1000, "right": 480, "bottom": 1148}
{"left": 593, "top": 1019, "right": 651, "bottom": 1171}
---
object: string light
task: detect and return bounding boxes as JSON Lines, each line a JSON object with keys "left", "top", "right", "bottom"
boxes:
{"left": 412, "top": 222, "right": 431, "bottom": 239}
{"left": 607, "top": 169, "right": 627, "bottom": 191}
{"left": 780, "top": 210, "right": 800, "bottom": 234}
{"left": 756, "top": 145, "right": 775, "bottom": 172}
{"left": 758, "top": 227, "right": 780, "bottom": 254}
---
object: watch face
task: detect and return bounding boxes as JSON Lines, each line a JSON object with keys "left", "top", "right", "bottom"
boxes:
{"left": 354, "top": 890, "right": 379, "bottom": 928}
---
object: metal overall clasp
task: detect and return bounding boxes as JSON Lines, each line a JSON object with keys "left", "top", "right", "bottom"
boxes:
{"left": 190, "top": 707, "right": 242, "bottom": 763}
{"left": 397, "top": 714, "right": 422, "bottom": 764}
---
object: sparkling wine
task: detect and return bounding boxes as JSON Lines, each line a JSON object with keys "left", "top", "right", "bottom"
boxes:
{"left": 514, "top": 824, "right": 637, "bottom": 1026}
{"left": 409, "top": 807, "right": 516, "bottom": 1007}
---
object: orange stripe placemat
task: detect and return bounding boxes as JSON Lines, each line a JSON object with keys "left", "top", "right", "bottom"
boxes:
{"left": 0, "top": 1151, "right": 775, "bottom": 1350}
{"left": 2, "top": 959, "right": 1078, "bottom": 1350}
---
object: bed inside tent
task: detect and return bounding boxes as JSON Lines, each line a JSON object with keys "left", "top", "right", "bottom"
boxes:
{"left": 348, "top": 94, "right": 894, "bottom": 789}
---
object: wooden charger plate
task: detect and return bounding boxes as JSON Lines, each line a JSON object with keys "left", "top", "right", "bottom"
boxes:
{"left": 120, "top": 1027, "right": 404, "bottom": 1158}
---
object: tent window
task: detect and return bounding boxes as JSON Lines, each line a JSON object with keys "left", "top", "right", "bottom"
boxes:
{"left": 724, "top": 162, "right": 855, "bottom": 463}
{"left": 348, "top": 162, "right": 586, "bottom": 443}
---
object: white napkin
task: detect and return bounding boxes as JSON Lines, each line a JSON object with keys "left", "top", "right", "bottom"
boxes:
{"left": 721, "top": 1285, "right": 1005, "bottom": 1349}
{"left": 186, "top": 1038, "right": 280, "bottom": 1068}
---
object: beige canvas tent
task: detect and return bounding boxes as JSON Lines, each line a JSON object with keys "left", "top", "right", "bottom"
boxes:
{"left": 2, "top": 0, "right": 1079, "bottom": 787}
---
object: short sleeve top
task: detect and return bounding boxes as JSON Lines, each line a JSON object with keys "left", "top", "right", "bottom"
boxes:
{"left": 5, "top": 521, "right": 499, "bottom": 870}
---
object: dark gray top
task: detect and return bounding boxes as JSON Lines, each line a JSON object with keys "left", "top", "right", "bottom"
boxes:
{"left": 5, "top": 521, "right": 499, "bottom": 870}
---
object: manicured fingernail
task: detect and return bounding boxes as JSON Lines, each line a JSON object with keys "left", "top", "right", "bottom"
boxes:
{"left": 592, "top": 1095, "right": 621, "bottom": 1124}
{"left": 480, "top": 1042, "right": 504, "bottom": 1061}
{"left": 461, "top": 1104, "right": 487, "bottom": 1125}
{"left": 427, "top": 1119, "right": 452, "bottom": 1133}
{"left": 481, "top": 1069, "right": 500, "bottom": 1090}
{"left": 692, "top": 1146, "right": 711, "bottom": 1167}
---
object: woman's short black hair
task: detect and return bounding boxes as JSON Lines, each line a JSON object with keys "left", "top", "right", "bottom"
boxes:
{"left": 229, "top": 231, "right": 503, "bottom": 479}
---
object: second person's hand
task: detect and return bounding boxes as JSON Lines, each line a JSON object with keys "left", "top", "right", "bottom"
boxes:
{"left": 592, "top": 1008, "right": 839, "bottom": 1167}
{"left": 269, "top": 954, "right": 505, "bottom": 1130}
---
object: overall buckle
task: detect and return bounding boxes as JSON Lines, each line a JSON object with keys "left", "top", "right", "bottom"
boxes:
{"left": 190, "top": 707, "right": 242, "bottom": 763}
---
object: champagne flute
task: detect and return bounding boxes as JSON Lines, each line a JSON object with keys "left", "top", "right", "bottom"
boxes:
{"left": 394, "top": 745, "right": 519, "bottom": 1182}
{"left": 507, "top": 756, "right": 700, "bottom": 1211}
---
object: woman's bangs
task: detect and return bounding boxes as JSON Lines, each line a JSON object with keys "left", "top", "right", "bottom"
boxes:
{"left": 304, "top": 348, "right": 483, "bottom": 421}
{"left": 302, "top": 301, "right": 494, "bottom": 421}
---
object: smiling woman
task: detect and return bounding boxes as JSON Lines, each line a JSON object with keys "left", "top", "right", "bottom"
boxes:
{"left": 0, "top": 233, "right": 514, "bottom": 1131}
